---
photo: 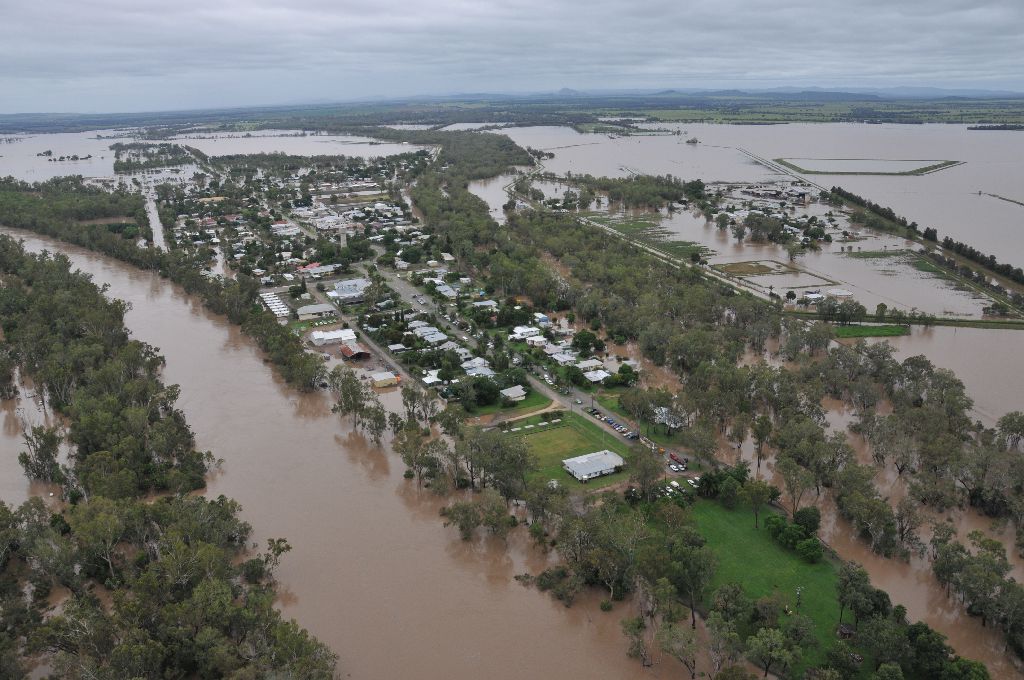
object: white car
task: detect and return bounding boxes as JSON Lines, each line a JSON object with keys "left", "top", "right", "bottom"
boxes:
{"left": 669, "top": 464, "right": 680, "bottom": 472}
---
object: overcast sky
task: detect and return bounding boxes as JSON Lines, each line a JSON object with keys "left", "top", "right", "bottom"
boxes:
{"left": 2, "top": 0, "right": 1022, "bottom": 113}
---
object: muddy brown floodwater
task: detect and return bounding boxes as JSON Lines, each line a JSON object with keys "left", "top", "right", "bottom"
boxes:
{"left": 0, "top": 229, "right": 661, "bottom": 680}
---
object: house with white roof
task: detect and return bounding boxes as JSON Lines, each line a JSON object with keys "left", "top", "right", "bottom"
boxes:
{"left": 509, "top": 325, "right": 542, "bottom": 341}
{"left": 563, "top": 450, "right": 624, "bottom": 482}
{"left": 500, "top": 385, "right": 527, "bottom": 402}
{"left": 311, "top": 328, "right": 357, "bottom": 346}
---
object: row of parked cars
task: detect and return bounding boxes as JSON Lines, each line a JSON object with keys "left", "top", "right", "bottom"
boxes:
{"left": 585, "top": 407, "right": 641, "bottom": 440}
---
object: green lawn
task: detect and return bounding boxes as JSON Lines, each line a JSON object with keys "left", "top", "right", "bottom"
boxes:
{"left": 507, "top": 412, "right": 634, "bottom": 489}
{"left": 842, "top": 249, "right": 907, "bottom": 259}
{"left": 691, "top": 502, "right": 841, "bottom": 671}
{"left": 832, "top": 324, "right": 910, "bottom": 338}
{"left": 473, "top": 389, "right": 552, "bottom": 416}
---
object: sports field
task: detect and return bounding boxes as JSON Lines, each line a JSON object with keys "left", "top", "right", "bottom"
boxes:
{"left": 508, "top": 412, "right": 634, "bottom": 488}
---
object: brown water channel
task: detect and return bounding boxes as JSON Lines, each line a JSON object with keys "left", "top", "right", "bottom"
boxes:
{"left": 0, "top": 229, "right": 652, "bottom": 680}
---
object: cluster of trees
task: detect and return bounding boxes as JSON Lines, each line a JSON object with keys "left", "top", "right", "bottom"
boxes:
{"left": 327, "top": 364, "right": 392, "bottom": 444}
{"left": 511, "top": 209, "right": 780, "bottom": 358}
{"left": 0, "top": 176, "right": 149, "bottom": 239}
{"left": 109, "top": 142, "right": 195, "bottom": 173}
{"left": 816, "top": 298, "right": 868, "bottom": 325}
{"left": 0, "top": 241, "right": 335, "bottom": 678}
{"left": 0, "top": 494, "right": 337, "bottom": 679}
{"left": 568, "top": 173, "right": 705, "bottom": 209}
{"left": 364, "top": 127, "right": 535, "bottom": 180}
{"left": 0, "top": 178, "right": 325, "bottom": 390}
{"left": 940, "top": 237, "right": 1024, "bottom": 287}
{"left": 0, "top": 238, "right": 208, "bottom": 496}
{"left": 830, "top": 187, "right": 920, "bottom": 236}
{"left": 932, "top": 529, "right": 1024, "bottom": 656}
{"left": 735, "top": 213, "right": 789, "bottom": 244}
{"left": 831, "top": 563, "right": 989, "bottom": 679}
{"left": 763, "top": 508, "right": 825, "bottom": 563}
{"left": 210, "top": 149, "right": 428, "bottom": 179}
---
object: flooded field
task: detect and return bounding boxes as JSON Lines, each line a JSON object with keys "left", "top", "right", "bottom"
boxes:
{"left": 0, "top": 130, "right": 123, "bottom": 180}
{"left": 0, "top": 129, "right": 427, "bottom": 184}
{"left": 170, "top": 130, "right": 428, "bottom": 157}
{"left": 500, "top": 125, "right": 778, "bottom": 181}
{"left": 499, "top": 123, "right": 1024, "bottom": 267}
{"left": 660, "top": 207, "right": 992, "bottom": 317}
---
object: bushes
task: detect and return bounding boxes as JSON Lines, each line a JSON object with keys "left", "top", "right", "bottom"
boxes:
{"left": 794, "top": 507, "right": 821, "bottom": 536}
{"left": 796, "top": 538, "right": 824, "bottom": 564}
{"left": 720, "top": 476, "right": 742, "bottom": 509}
{"left": 764, "top": 512, "right": 823, "bottom": 563}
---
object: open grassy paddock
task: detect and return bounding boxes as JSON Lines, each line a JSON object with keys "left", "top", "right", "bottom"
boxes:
{"left": 506, "top": 411, "right": 634, "bottom": 488}
{"left": 691, "top": 502, "right": 841, "bottom": 671}
{"left": 472, "top": 389, "right": 552, "bottom": 417}
{"left": 832, "top": 324, "right": 910, "bottom": 338}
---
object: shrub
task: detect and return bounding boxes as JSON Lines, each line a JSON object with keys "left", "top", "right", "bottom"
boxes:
{"left": 779, "top": 523, "right": 808, "bottom": 549}
{"left": 241, "top": 557, "right": 267, "bottom": 583}
{"left": 720, "top": 476, "right": 741, "bottom": 509}
{"left": 600, "top": 600, "right": 613, "bottom": 612}
{"left": 764, "top": 514, "right": 786, "bottom": 538}
{"left": 793, "top": 506, "right": 821, "bottom": 536}
{"left": 796, "top": 538, "right": 824, "bottom": 564}
{"left": 536, "top": 566, "right": 569, "bottom": 592}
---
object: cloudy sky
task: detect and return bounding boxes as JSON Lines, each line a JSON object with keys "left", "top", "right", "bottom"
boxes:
{"left": 2, "top": 0, "right": 1022, "bottom": 113}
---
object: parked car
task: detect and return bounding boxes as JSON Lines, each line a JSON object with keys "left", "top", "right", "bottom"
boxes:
{"left": 669, "top": 464, "right": 680, "bottom": 472}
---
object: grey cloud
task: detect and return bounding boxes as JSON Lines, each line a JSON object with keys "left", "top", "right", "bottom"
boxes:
{"left": 1, "top": 0, "right": 1022, "bottom": 112}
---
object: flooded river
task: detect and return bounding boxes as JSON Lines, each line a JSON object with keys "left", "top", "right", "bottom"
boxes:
{"left": 0, "top": 229, "right": 654, "bottom": 680}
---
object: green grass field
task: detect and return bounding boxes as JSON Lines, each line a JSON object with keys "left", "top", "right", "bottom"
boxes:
{"left": 691, "top": 502, "right": 841, "bottom": 671}
{"left": 715, "top": 261, "right": 783, "bottom": 276}
{"left": 841, "top": 249, "right": 907, "bottom": 259}
{"left": 473, "top": 389, "right": 552, "bottom": 417}
{"left": 508, "top": 412, "right": 634, "bottom": 488}
{"left": 832, "top": 324, "right": 910, "bottom": 338}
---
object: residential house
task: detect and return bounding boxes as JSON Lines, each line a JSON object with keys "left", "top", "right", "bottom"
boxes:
{"left": 296, "top": 303, "right": 337, "bottom": 321}
{"left": 500, "top": 385, "right": 527, "bottom": 402}
{"left": 334, "top": 278, "right": 372, "bottom": 304}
